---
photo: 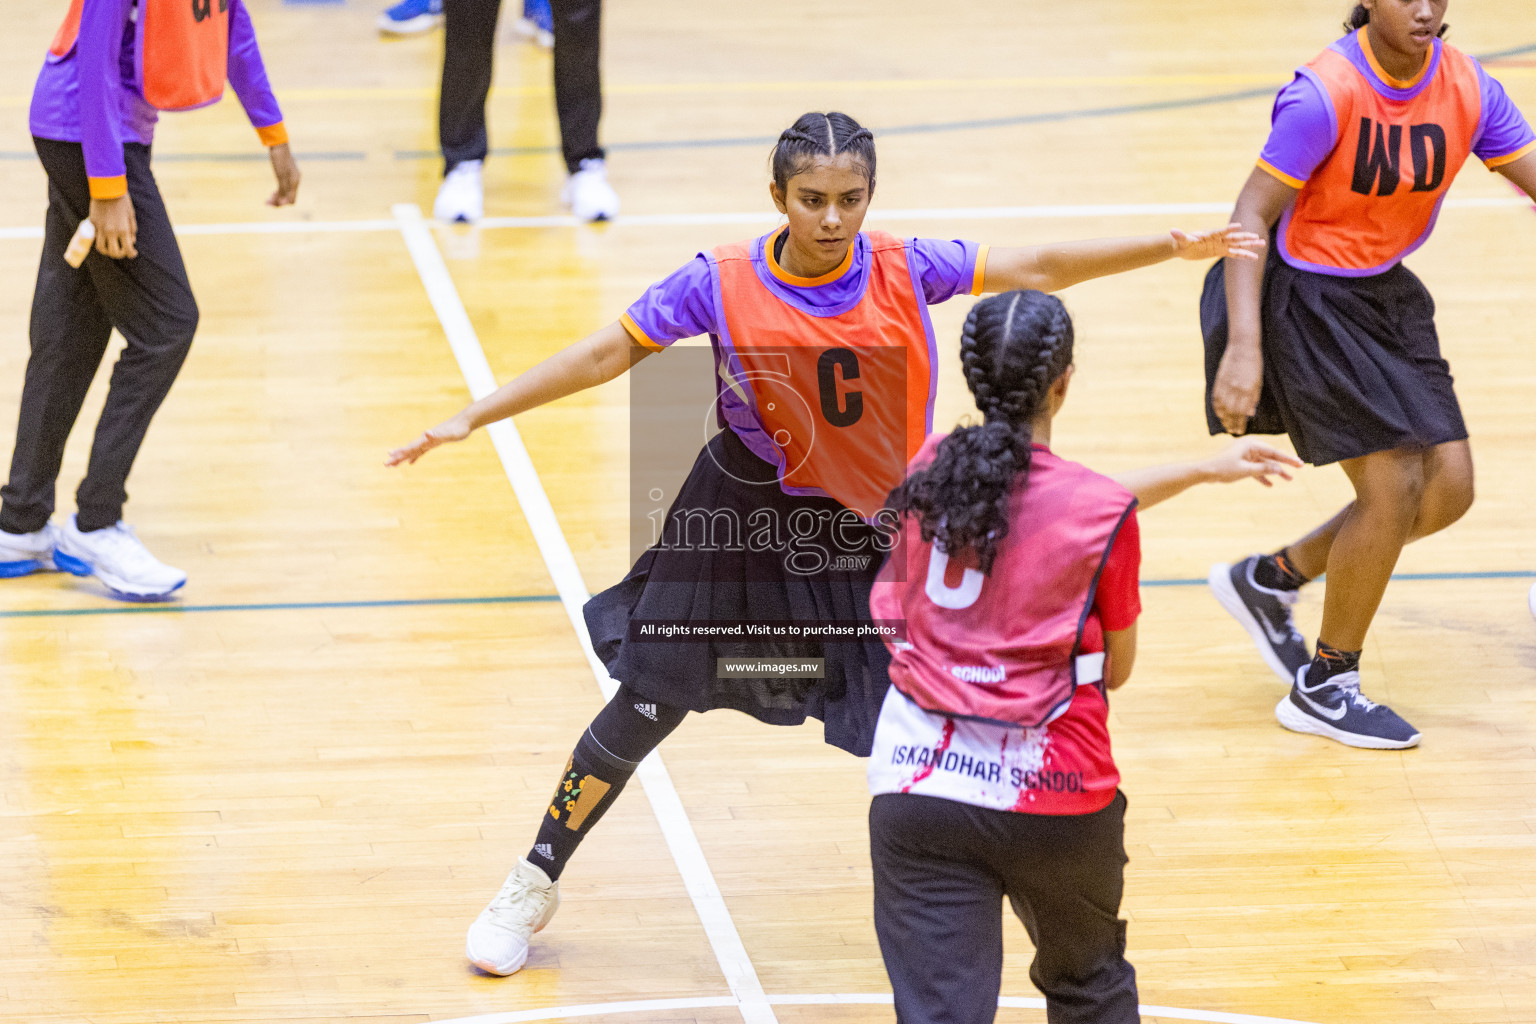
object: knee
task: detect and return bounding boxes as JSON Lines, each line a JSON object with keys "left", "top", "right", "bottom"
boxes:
{"left": 1358, "top": 458, "right": 1426, "bottom": 531}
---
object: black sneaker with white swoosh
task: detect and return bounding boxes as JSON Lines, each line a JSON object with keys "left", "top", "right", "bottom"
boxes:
{"left": 1209, "top": 556, "right": 1311, "bottom": 683}
{"left": 1275, "top": 665, "right": 1421, "bottom": 749}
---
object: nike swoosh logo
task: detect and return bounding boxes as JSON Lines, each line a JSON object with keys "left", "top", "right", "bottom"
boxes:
{"left": 1294, "top": 687, "right": 1348, "bottom": 721}
{"left": 1259, "top": 614, "right": 1295, "bottom": 647}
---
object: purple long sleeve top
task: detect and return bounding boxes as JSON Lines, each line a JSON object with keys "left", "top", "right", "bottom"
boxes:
{"left": 30, "top": 0, "right": 286, "bottom": 199}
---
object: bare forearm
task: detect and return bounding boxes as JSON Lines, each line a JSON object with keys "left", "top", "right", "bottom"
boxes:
{"left": 1112, "top": 461, "right": 1212, "bottom": 510}
{"left": 462, "top": 321, "right": 644, "bottom": 429}
{"left": 1223, "top": 205, "right": 1270, "bottom": 349}
{"left": 986, "top": 235, "right": 1176, "bottom": 293}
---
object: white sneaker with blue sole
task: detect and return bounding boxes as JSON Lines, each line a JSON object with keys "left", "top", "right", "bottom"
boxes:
{"left": 0, "top": 523, "right": 58, "bottom": 578}
{"left": 54, "top": 516, "right": 186, "bottom": 601}
{"left": 1275, "top": 664, "right": 1420, "bottom": 749}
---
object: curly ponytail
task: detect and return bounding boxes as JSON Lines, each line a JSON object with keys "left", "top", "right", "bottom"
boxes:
{"left": 888, "top": 290, "right": 1075, "bottom": 574}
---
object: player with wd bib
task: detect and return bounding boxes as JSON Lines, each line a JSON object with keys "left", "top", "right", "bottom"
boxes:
{"left": 1204, "top": 0, "right": 1536, "bottom": 748}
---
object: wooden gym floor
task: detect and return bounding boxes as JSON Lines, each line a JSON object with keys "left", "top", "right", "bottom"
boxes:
{"left": 1, "top": 2, "right": 1535, "bottom": 1022}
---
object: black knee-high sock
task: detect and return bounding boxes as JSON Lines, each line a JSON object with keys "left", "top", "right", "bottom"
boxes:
{"left": 527, "top": 684, "right": 687, "bottom": 880}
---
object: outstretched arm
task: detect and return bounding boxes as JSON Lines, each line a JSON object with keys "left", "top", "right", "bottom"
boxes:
{"left": 980, "top": 224, "right": 1264, "bottom": 294}
{"left": 1112, "top": 438, "right": 1301, "bottom": 511}
{"left": 1496, "top": 150, "right": 1536, "bottom": 202}
{"left": 387, "top": 320, "right": 650, "bottom": 466}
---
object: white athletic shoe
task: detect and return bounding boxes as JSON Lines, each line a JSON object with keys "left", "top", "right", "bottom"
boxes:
{"left": 0, "top": 523, "right": 58, "bottom": 578}
{"left": 465, "top": 857, "right": 559, "bottom": 976}
{"left": 434, "top": 160, "right": 485, "bottom": 224}
{"left": 562, "top": 158, "right": 619, "bottom": 222}
{"left": 54, "top": 516, "right": 186, "bottom": 601}
{"left": 1529, "top": 582, "right": 1536, "bottom": 620}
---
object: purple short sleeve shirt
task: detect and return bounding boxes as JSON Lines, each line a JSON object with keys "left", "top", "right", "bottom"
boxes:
{"left": 620, "top": 232, "right": 984, "bottom": 349}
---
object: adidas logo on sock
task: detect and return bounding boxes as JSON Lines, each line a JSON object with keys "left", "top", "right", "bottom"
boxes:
{"left": 634, "top": 703, "right": 658, "bottom": 721}
{"left": 533, "top": 843, "right": 554, "bottom": 861}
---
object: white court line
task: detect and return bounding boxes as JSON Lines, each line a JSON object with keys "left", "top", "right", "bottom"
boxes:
{"left": 2, "top": 195, "right": 1530, "bottom": 242}
{"left": 427, "top": 993, "right": 1330, "bottom": 1024}
{"left": 391, "top": 203, "right": 777, "bottom": 1024}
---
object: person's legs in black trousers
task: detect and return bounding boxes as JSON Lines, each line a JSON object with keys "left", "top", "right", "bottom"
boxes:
{"left": 549, "top": 0, "right": 603, "bottom": 173}
{"left": 1001, "top": 793, "right": 1139, "bottom": 1024}
{"left": 2, "top": 139, "right": 197, "bottom": 540}
{"left": 870, "top": 792, "right": 1140, "bottom": 1024}
{"left": 870, "top": 794, "right": 1009, "bottom": 1024}
{"left": 439, "top": 0, "right": 502, "bottom": 176}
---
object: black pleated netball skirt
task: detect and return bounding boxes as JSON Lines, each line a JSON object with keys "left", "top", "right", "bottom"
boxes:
{"left": 583, "top": 428, "right": 891, "bottom": 756}
{"left": 1201, "top": 250, "right": 1467, "bottom": 466}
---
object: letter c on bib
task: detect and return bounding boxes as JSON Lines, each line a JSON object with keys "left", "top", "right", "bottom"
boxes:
{"left": 924, "top": 547, "right": 984, "bottom": 609}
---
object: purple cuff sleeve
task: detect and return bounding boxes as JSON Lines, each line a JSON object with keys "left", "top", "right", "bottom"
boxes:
{"left": 622, "top": 255, "right": 718, "bottom": 348}
{"left": 1257, "top": 72, "right": 1337, "bottom": 187}
{"left": 77, "top": 0, "right": 132, "bottom": 183}
{"left": 226, "top": 0, "right": 283, "bottom": 132}
{"left": 905, "top": 238, "right": 981, "bottom": 304}
{"left": 1472, "top": 62, "right": 1536, "bottom": 165}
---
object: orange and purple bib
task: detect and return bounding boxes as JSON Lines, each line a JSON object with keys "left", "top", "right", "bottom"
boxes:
{"left": 1258, "top": 29, "right": 1535, "bottom": 276}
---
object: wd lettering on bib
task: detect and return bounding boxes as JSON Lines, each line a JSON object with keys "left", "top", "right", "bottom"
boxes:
{"left": 1278, "top": 30, "right": 1483, "bottom": 275}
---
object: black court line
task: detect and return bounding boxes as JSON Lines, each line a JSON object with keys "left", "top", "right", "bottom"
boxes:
{"left": 1, "top": 570, "right": 1530, "bottom": 620}
{"left": 391, "top": 40, "right": 1536, "bottom": 161}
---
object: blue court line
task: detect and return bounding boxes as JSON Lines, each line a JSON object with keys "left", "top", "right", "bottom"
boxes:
{"left": 1, "top": 570, "right": 1529, "bottom": 620}
{"left": 392, "top": 40, "right": 1536, "bottom": 161}
{"left": 1143, "top": 569, "right": 1536, "bottom": 588}
{"left": 0, "top": 593, "right": 560, "bottom": 620}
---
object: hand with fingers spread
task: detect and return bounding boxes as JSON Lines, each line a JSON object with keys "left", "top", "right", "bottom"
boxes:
{"left": 90, "top": 194, "right": 138, "bottom": 259}
{"left": 387, "top": 412, "right": 473, "bottom": 467}
{"left": 1170, "top": 222, "right": 1266, "bottom": 262}
{"left": 1201, "top": 438, "right": 1301, "bottom": 487}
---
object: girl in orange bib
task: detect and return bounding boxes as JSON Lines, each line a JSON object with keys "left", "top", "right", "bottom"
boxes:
{"left": 390, "top": 110, "right": 1261, "bottom": 976}
{"left": 1203, "top": 1, "right": 1536, "bottom": 749}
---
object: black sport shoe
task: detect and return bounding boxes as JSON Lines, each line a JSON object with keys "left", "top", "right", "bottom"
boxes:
{"left": 1275, "top": 665, "right": 1421, "bottom": 749}
{"left": 1208, "top": 556, "right": 1310, "bottom": 683}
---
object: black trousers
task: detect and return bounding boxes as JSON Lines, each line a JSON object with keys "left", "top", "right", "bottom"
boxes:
{"left": 870, "top": 792, "right": 1139, "bottom": 1024}
{"left": 1, "top": 139, "right": 197, "bottom": 536}
{"left": 440, "top": 0, "right": 604, "bottom": 175}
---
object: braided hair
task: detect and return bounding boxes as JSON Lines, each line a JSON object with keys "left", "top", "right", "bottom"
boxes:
{"left": 889, "top": 291, "right": 1075, "bottom": 575}
{"left": 770, "top": 111, "right": 876, "bottom": 193}
{"left": 1344, "top": 3, "right": 1448, "bottom": 38}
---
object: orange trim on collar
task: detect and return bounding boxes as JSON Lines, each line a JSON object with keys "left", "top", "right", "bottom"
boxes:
{"left": 1358, "top": 27, "right": 1432, "bottom": 91}
{"left": 765, "top": 225, "right": 856, "bottom": 287}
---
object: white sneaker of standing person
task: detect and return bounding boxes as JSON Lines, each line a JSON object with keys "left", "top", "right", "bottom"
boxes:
{"left": 0, "top": 522, "right": 58, "bottom": 578}
{"left": 562, "top": 158, "right": 619, "bottom": 222}
{"left": 465, "top": 857, "right": 559, "bottom": 976}
{"left": 54, "top": 515, "right": 187, "bottom": 601}
{"left": 434, "top": 160, "right": 484, "bottom": 224}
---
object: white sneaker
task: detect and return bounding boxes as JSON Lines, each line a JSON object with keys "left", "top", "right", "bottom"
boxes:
{"left": 54, "top": 516, "right": 186, "bottom": 601}
{"left": 465, "top": 857, "right": 559, "bottom": 976}
{"left": 434, "top": 160, "right": 485, "bottom": 224}
{"left": 562, "top": 158, "right": 619, "bottom": 222}
{"left": 1529, "top": 582, "right": 1536, "bottom": 620}
{"left": 0, "top": 523, "right": 58, "bottom": 578}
